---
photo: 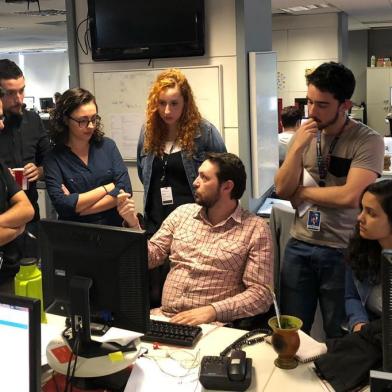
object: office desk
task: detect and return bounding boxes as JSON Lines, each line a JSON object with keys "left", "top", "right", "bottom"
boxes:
{"left": 43, "top": 314, "right": 328, "bottom": 391}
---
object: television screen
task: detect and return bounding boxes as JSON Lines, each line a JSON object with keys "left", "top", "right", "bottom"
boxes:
{"left": 88, "top": 0, "right": 205, "bottom": 61}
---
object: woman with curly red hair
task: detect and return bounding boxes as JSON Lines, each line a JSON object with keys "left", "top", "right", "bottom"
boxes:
{"left": 137, "top": 68, "right": 226, "bottom": 235}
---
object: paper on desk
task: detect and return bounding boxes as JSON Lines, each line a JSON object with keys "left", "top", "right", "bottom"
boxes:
{"left": 125, "top": 356, "right": 202, "bottom": 392}
{"left": 297, "top": 169, "right": 318, "bottom": 218}
{"left": 92, "top": 327, "right": 143, "bottom": 346}
{"left": 41, "top": 322, "right": 64, "bottom": 365}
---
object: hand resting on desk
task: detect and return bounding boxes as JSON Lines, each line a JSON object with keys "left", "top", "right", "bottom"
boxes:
{"left": 170, "top": 305, "right": 217, "bottom": 326}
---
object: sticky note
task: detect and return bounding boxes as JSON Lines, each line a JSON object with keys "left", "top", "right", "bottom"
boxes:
{"left": 108, "top": 351, "right": 124, "bottom": 362}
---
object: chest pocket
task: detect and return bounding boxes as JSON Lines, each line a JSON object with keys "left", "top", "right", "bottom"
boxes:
{"left": 65, "top": 173, "right": 87, "bottom": 191}
{"left": 216, "top": 241, "right": 248, "bottom": 271}
{"left": 329, "top": 156, "right": 352, "bottom": 178}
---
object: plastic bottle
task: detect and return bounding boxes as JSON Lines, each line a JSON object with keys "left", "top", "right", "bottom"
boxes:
{"left": 14, "top": 258, "right": 47, "bottom": 323}
{"left": 371, "top": 55, "right": 376, "bottom": 67}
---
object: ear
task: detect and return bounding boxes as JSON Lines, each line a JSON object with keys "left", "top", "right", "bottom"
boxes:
{"left": 341, "top": 99, "right": 353, "bottom": 113}
{"left": 221, "top": 179, "right": 234, "bottom": 195}
{"left": 63, "top": 116, "right": 69, "bottom": 126}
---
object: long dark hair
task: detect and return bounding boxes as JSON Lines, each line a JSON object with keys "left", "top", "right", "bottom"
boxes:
{"left": 49, "top": 87, "right": 104, "bottom": 146}
{"left": 348, "top": 180, "right": 392, "bottom": 283}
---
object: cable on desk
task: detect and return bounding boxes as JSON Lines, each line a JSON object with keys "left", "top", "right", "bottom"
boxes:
{"left": 220, "top": 328, "right": 271, "bottom": 357}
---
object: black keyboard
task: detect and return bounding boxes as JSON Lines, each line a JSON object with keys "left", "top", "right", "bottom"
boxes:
{"left": 141, "top": 319, "right": 203, "bottom": 347}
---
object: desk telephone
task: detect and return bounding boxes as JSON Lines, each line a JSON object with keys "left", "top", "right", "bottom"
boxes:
{"left": 199, "top": 350, "right": 252, "bottom": 391}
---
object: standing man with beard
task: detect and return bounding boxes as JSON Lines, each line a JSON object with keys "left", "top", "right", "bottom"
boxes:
{"left": 0, "top": 59, "right": 51, "bottom": 258}
{"left": 117, "top": 152, "right": 273, "bottom": 325}
{"left": 275, "top": 62, "right": 384, "bottom": 338}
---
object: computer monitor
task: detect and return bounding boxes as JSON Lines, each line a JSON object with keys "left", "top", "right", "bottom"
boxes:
{"left": 39, "top": 219, "right": 149, "bottom": 357}
{"left": 39, "top": 97, "right": 54, "bottom": 111}
{"left": 24, "top": 96, "right": 35, "bottom": 110}
{"left": 382, "top": 249, "right": 392, "bottom": 371}
{"left": 0, "top": 294, "right": 41, "bottom": 392}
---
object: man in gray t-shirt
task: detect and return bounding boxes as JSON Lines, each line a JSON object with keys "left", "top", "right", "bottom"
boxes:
{"left": 275, "top": 62, "right": 384, "bottom": 338}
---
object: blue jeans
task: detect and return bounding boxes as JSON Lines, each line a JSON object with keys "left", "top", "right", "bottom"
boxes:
{"left": 280, "top": 238, "right": 346, "bottom": 338}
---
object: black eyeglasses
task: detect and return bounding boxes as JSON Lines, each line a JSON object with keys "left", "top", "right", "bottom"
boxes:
{"left": 67, "top": 114, "right": 100, "bottom": 128}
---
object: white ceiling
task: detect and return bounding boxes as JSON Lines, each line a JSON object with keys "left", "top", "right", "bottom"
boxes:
{"left": 0, "top": 0, "right": 392, "bottom": 53}
{"left": 0, "top": 0, "right": 67, "bottom": 53}
{"left": 272, "top": 0, "right": 392, "bottom": 30}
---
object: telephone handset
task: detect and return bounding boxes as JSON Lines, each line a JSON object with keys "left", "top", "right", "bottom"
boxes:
{"left": 199, "top": 350, "right": 252, "bottom": 391}
{"left": 228, "top": 350, "right": 247, "bottom": 381}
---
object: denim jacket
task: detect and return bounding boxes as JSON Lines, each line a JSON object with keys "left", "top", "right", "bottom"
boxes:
{"left": 137, "top": 119, "right": 226, "bottom": 209}
{"left": 345, "top": 266, "right": 372, "bottom": 331}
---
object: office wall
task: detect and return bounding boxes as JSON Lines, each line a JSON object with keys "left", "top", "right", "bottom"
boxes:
{"left": 348, "top": 30, "right": 368, "bottom": 105}
{"left": 0, "top": 51, "right": 69, "bottom": 110}
{"left": 74, "top": 0, "right": 239, "bottom": 212}
{"left": 368, "top": 29, "right": 392, "bottom": 63}
{"left": 272, "top": 13, "right": 341, "bottom": 107}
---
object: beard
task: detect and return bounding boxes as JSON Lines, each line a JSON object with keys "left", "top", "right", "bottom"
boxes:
{"left": 5, "top": 103, "right": 24, "bottom": 117}
{"left": 312, "top": 109, "right": 339, "bottom": 130}
{"left": 195, "top": 190, "right": 220, "bottom": 209}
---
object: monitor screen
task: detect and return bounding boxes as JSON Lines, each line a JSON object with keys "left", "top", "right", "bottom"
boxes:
{"left": 0, "top": 294, "right": 41, "bottom": 392}
{"left": 88, "top": 0, "right": 205, "bottom": 61}
{"left": 39, "top": 219, "right": 150, "bottom": 336}
{"left": 39, "top": 97, "right": 54, "bottom": 111}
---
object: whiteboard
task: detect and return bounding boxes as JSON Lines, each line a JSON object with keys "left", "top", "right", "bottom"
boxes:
{"left": 249, "top": 52, "right": 279, "bottom": 198}
{"left": 93, "top": 66, "right": 223, "bottom": 160}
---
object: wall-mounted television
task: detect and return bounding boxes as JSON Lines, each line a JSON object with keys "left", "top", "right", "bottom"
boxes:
{"left": 88, "top": 0, "right": 205, "bottom": 62}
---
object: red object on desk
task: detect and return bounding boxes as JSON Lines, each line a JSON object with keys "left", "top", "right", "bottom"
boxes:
{"left": 42, "top": 373, "right": 105, "bottom": 392}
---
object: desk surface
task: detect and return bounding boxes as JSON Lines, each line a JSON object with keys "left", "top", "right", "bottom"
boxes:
{"left": 43, "top": 314, "right": 329, "bottom": 392}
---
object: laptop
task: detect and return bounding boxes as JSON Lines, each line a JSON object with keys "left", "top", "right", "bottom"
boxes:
{"left": 0, "top": 294, "right": 41, "bottom": 392}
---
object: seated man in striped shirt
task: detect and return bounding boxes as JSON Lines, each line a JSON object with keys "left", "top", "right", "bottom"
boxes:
{"left": 117, "top": 152, "right": 273, "bottom": 325}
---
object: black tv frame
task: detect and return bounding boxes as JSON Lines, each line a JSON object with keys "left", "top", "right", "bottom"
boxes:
{"left": 87, "top": 0, "right": 205, "bottom": 61}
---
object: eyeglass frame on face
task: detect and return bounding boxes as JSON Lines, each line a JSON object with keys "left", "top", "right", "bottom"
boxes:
{"left": 67, "top": 114, "right": 100, "bottom": 128}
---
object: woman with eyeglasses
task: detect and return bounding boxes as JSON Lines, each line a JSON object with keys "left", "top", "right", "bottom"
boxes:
{"left": 44, "top": 87, "right": 131, "bottom": 226}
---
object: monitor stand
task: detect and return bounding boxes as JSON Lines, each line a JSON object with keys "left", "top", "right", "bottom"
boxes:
{"left": 46, "top": 276, "right": 140, "bottom": 378}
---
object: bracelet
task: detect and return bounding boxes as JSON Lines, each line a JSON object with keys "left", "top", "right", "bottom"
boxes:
{"left": 102, "top": 185, "right": 108, "bottom": 194}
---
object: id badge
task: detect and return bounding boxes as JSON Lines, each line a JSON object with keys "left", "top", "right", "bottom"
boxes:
{"left": 160, "top": 187, "right": 174, "bottom": 205}
{"left": 307, "top": 210, "right": 321, "bottom": 231}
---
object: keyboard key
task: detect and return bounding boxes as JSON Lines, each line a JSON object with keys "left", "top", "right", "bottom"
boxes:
{"left": 141, "top": 319, "right": 202, "bottom": 347}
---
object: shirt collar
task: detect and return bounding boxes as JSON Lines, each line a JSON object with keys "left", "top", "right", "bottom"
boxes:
{"left": 194, "top": 202, "right": 242, "bottom": 227}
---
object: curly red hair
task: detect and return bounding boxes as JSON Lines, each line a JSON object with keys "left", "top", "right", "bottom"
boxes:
{"left": 144, "top": 68, "right": 201, "bottom": 156}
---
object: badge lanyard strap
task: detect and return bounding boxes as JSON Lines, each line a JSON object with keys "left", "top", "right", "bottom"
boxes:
{"left": 160, "top": 142, "right": 176, "bottom": 183}
{"left": 316, "top": 117, "right": 349, "bottom": 187}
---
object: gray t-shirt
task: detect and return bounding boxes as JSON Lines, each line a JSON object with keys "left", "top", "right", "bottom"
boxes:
{"left": 290, "top": 121, "right": 384, "bottom": 248}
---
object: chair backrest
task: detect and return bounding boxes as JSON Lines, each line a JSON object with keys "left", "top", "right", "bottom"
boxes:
{"left": 268, "top": 203, "right": 295, "bottom": 304}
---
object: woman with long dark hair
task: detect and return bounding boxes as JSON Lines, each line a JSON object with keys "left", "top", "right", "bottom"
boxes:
{"left": 345, "top": 179, "right": 392, "bottom": 331}
{"left": 44, "top": 88, "right": 131, "bottom": 226}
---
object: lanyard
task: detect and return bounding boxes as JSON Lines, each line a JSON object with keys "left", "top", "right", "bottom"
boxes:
{"left": 316, "top": 117, "right": 348, "bottom": 187}
{"left": 160, "top": 142, "right": 176, "bottom": 183}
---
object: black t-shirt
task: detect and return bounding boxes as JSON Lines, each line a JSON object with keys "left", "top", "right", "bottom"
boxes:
{"left": 0, "top": 110, "right": 51, "bottom": 220}
{"left": 145, "top": 151, "right": 194, "bottom": 235}
{"left": 0, "top": 161, "right": 20, "bottom": 213}
{"left": 0, "top": 161, "right": 22, "bottom": 280}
